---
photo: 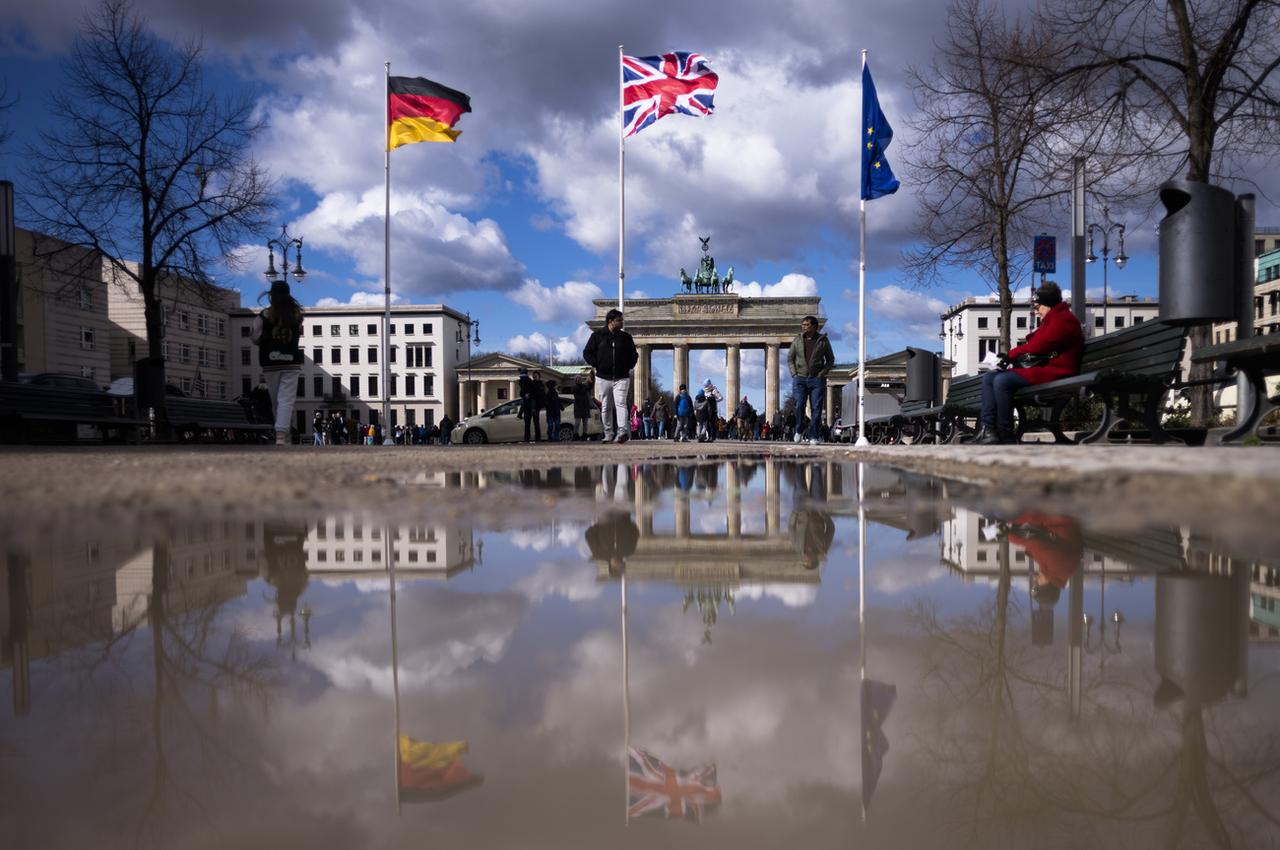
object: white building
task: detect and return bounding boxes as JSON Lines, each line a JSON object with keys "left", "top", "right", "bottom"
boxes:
{"left": 229, "top": 304, "right": 472, "bottom": 436}
{"left": 939, "top": 294, "right": 1161, "bottom": 376}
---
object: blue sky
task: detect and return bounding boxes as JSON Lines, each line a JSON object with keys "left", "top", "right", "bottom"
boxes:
{"left": 0, "top": 0, "right": 1256, "bottom": 404}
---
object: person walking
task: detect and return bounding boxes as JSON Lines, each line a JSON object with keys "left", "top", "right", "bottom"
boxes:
{"left": 572, "top": 373, "right": 594, "bottom": 440}
{"left": 734, "top": 396, "right": 754, "bottom": 442}
{"left": 701, "top": 380, "right": 723, "bottom": 443}
{"left": 651, "top": 396, "right": 670, "bottom": 440}
{"left": 312, "top": 411, "right": 325, "bottom": 446}
{"left": 545, "top": 376, "right": 562, "bottom": 442}
{"left": 674, "top": 384, "right": 693, "bottom": 442}
{"left": 438, "top": 413, "right": 453, "bottom": 445}
{"left": 251, "top": 280, "right": 305, "bottom": 447}
{"left": 582, "top": 308, "right": 638, "bottom": 443}
{"left": 518, "top": 368, "right": 544, "bottom": 443}
{"left": 788, "top": 315, "right": 835, "bottom": 445}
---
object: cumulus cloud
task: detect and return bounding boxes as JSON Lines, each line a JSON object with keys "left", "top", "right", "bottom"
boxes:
{"left": 508, "top": 279, "right": 603, "bottom": 322}
{"left": 734, "top": 583, "right": 819, "bottom": 607}
{"left": 733, "top": 273, "right": 820, "bottom": 299}
{"left": 315, "top": 291, "right": 403, "bottom": 308}
{"left": 506, "top": 329, "right": 587, "bottom": 363}
{"left": 514, "top": 559, "right": 603, "bottom": 604}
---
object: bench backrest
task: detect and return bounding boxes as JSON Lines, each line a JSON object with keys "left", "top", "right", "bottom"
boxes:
{"left": 899, "top": 400, "right": 933, "bottom": 416}
{"left": 0, "top": 382, "right": 118, "bottom": 418}
{"left": 942, "top": 374, "right": 983, "bottom": 411}
{"left": 165, "top": 397, "right": 263, "bottom": 428}
{"left": 1078, "top": 319, "right": 1187, "bottom": 380}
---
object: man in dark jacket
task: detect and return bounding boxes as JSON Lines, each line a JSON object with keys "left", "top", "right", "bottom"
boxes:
{"left": 518, "top": 368, "right": 544, "bottom": 442}
{"left": 582, "top": 309, "right": 639, "bottom": 443}
{"left": 976, "top": 282, "right": 1084, "bottom": 445}
{"left": 585, "top": 510, "right": 639, "bottom": 578}
{"left": 788, "top": 315, "right": 835, "bottom": 444}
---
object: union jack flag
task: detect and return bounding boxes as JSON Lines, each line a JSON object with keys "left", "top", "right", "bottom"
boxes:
{"left": 627, "top": 746, "right": 722, "bottom": 821}
{"left": 622, "top": 52, "right": 718, "bottom": 138}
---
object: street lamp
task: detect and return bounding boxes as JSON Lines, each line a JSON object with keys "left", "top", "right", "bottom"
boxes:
{"left": 456, "top": 312, "right": 480, "bottom": 416}
{"left": 265, "top": 224, "right": 306, "bottom": 287}
{"left": 1085, "top": 206, "right": 1127, "bottom": 334}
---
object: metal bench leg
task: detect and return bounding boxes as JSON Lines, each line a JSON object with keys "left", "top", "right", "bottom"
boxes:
{"left": 1217, "top": 363, "right": 1273, "bottom": 445}
{"left": 1045, "top": 398, "right": 1072, "bottom": 445}
{"left": 1013, "top": 403, "right": 1029, "bottom": 443}
{"left": 1139, "top": 388, "right": 1185, "bottom": 446}
{"left": 1079, "top": 391, "right": 1116, "bottom": 444}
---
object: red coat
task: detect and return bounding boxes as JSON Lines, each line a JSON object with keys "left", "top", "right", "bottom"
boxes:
{"left": 1008, "top": 302, "right": 1084, "bottom": 384}
{"left": 1008, "top": 512, "right": 1083, "bottom": 588}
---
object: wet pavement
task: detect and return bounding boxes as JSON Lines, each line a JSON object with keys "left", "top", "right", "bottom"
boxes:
{"left": 2, "top": 457, "right": 1278, "bottom": 848}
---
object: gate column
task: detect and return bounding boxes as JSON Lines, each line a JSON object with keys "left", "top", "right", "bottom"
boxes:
{"left": 725, "top": 343, "right": 740, "bottom": 419}
{"left": 765, "top": 343, "right": 780, "bottom": 421}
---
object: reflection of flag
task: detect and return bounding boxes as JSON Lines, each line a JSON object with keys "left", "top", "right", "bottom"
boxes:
{"left": 388, "top": 76, "right": 472, "bottom": 149}
{"left": 628, "top": 746, "right": 721, "bottom": 821}
{"left": 860, "top": 678, "right": 897, "bottom": 811}
{"left": 397, "top": 735, "right": 483, "bottom": 802}
{"left": 622, "top": 53, "right": 718, "bottom": 138}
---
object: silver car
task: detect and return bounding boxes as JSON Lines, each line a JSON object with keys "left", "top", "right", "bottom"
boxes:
{"left": 451, "top": 393, "right": 603, "bottom": 444}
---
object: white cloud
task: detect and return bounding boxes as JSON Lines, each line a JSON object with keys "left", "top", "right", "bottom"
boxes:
{"left": 509, "top": 279, "right": 603, "bottom": 322}
{"left": 732, "top": 273, "right": 820, "bottom": 299}
{"left": 867, "top": 284, "right": 949, "bottom": 322}
{"left": 734, "top": 583, "right": 819, "bottom": 607}
{"left": 506, "top": 331, "right": 584, "bottom": 363}
{"left": 315, "top": 291, "right": 403, "bottom": 308}
{"left": 514, "top": 559, "right": 603, "bottom": 604}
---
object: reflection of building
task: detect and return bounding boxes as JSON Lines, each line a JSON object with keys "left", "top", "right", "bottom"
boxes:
{"left": 940, "top": 509, "right": 1149, "bottom": 580}
{"left": 302, "top": 517, "right": 477, "bottom": 580}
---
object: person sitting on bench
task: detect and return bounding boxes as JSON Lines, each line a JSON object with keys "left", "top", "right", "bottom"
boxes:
{"left": 975, "top": 282, "right": 1083, "bottom": 445}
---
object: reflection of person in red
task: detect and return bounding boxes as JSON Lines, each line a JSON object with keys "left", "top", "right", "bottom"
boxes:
{"left": 1008, "top": 511, "right": 1084, "bottom": 604}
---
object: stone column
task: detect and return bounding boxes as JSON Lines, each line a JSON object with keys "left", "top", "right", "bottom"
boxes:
{"left": 825, "top": 383, "right": 837, "bottom": 426}
{"left": 726, "top": 463, "right": 741, "bottom": 538}
{"left": 765, "top": 344, "right": 780, "bottom": 420}
{"left": 765, "top": 459, "right": 781, "bottom": 537}
{"left": 675, "top": 493, "right": 691, "bottom": 539}
{"left": 634, "top": 471, "right": 653, "bottom": 536}
{"left": 457, "top": 379, "right": 468, "bottom": 419}
{"left": 634, "top": 344, "right": 651, "bottom": 406}
{"left": 508, "top": 379, "right": 519, "bottom": 405}
{"left": 480, "top": 380, "right": 493, "bottom": 414}
{"left": 725, "top": 344, "right": 740, "bottom": 417}
{"left": 673, "top": 344, "right": 689, "bottom": 392}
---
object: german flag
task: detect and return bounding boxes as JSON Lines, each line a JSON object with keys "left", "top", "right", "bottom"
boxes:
{"left": 388, "top": 76, "right": 472, "bottom": 149}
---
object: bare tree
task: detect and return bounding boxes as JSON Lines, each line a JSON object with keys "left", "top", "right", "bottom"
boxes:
{"left": 905, "top": 0, "right": 1094, "bottom": 352}
{"left": 22, "top": 0, "right": 272, "bottom": 397}
{"left": 1040, "top": 0, "right": 1280, "bottom": 425}
{"left": 0, "top": 80, "right": 15, "bottom": 148}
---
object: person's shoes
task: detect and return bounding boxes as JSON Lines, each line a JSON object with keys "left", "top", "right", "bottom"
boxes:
{"left": 972, "top": 431, "right": 1002, "bottom": 445}
{"left": 997, "top": 428, "right": 1018, "bottom": 445}
{"left": 793, "top": 433, "right": 803, "bottom": 443}
{"left": 615, "top": 433, "right": 629, "bottom": 443}
{"left": 275, "top": 431, "right": 288, "bottom": 446}
{"left": 809, "top": 438, "right": 819, "bottom": 446}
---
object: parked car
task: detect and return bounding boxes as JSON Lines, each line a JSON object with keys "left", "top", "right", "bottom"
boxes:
{"left": 18, "top": 372, "right": 102, "bottom": 391}
{"left": 830, "top": 418, "right": 858, "bottom": 443}
{"left": 451, "top": 394, "right": 603, "bottom": 444}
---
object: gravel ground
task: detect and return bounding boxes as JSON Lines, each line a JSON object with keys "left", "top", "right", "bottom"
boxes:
{"left": 2, "top": 441, "right": 1277, "bottom": 546}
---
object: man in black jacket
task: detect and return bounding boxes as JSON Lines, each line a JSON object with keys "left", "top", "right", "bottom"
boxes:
{"left": 518, "top": 368, "right": 544, "bottom": 442}
{"left": 582, "top": 309, "right": 639, "bottom": 443}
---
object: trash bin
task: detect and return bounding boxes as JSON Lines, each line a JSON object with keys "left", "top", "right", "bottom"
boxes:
{"left": 1155, "top": 573, "right": 1241, "bottom": 705}
{"left": 904, "top": 347, "right": 939, "bottom": 404}
{"left": 1158, "top": 179, "right": 1238, "bottom": 324}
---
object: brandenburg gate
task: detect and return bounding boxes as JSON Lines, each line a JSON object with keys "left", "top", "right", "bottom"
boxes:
{"left": 585, "top": 293, "right": 826, "bottom": 421}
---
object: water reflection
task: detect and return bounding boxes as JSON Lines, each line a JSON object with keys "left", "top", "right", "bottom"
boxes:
{"left": 1, "top": 460, "right": 1277, "bottom": 848}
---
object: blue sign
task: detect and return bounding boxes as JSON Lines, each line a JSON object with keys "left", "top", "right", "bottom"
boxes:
{"left": 1033, "top": 235, "right": 1056, "bottom": 273}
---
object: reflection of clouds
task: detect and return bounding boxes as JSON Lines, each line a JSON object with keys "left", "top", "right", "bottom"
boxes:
{"left": 871, "top": 563, "right": 949, "bottom": 595}
{"left": 305, "top": 587, "right": 526, "bottom": 694}
{"left": 735, "top": 583, "right": 819, "bottom": 607}
{"left": 508, "top": 523, "right": 589, "bottom": 552}
{"left": 514, "top": 560, "right": 603, "bottom": 603}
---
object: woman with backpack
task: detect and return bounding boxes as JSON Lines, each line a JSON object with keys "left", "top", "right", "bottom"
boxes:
{"left": 251, "top": 280, "right": 304, "bottom": 446}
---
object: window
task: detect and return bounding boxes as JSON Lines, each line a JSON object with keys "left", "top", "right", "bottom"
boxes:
{"left": 180, "top": 377, "right": 193, "bottom": 394}
{"left": 1257, "top": 297, "right": 1264, "bottom": 320}
{"left": 330, "top": 324, "right": 340, "bottom": 336}
{"left": 977, "top": 317, "right": 988, "bottom": 329}
{"left": 241, "top": 326, "right": 251, "bottom": 338}
{"left": 405, "top": 374, "right": 416, "bottom": 396}
{"left": 162, "top": 305, "right": 170, "bottom": 326}
{"left": 313, "top": 375, "right": 324, "bottom": 397}
{"left": 179, "top": 311, "right": 190, "bottom": 330}
{"left": 216, "top": 351, "right": 226, "bottom": 369}
{"left": 1016, "top": 316, "right": 1027, "bottom": 329}
{"left": 407, "top": 344, "right": 432, "bottom": 368}
{"left": 389, "top": 375, "right": 398, "bottom": 396}
{"left": 1095, "top": 316, "right": 1105, "bottom": 328}
{"left": 215, "top": 318, "right": 226, "bottom": 337}
{"left": 313, "top": 324, "right": 323, "bottom": 337}
{"left": 349, "top": 324, "right": 359, "bottom": 335}
{"left": 368, "top": 346, "right": 378, "bottom": 364}
{"left": 405, "top": 323, "right": 415, "bottom": 335}
{"left": 179, "top": 343, "right": 192, "bottom": 363}
{"left": 425, "top": 375, "right": 434, "bottom": 397}
{"left": 390, "top": 346, "right": 398, "bottom": 363}
{"left": 351, "top": 375, "right": 361, "bottom": 397}
{"left": 1216, "top": 331, "right": 1222, "bottom": 344}
{"left": 331, "top": 376, "right": 342, "bottom": 397}
{"left": 1134, "top": 316, "right": 1145, "bottom": 324}
{"left": 497, "top": 387, "right": 508, "bottom": 400}
{"left": 242, "top": 376, "right": 252, "bottom": 395}
{"left": 217, "top": 381, "right": 227, "bottom": 400}
{"left": 422, "top": 322, "right": 432, "bottom": 335}
{"left": 1257, "top": 239, "right": 1267, "bottom": 255}
{"left": 978, "top": 338, "right": 999, "bottom": 360}
{"left": 368, "top": 375, "right": 378, "bottom": 396}
{"left": 390, "top": 324, "right": 397, "bottom": 335}
{"left": 1114, "top": 315, "right": 1124, "bottom": 328}
{"left": 331, "top": 346, "right": 341, "bottom": 364}
{"left": 196, "top": 315, "right": 208, "bottom": 334}
{"left": 296, "top": 375, "right": 305, "bottom": 398}
{"left": 162, "top": 340, "right": 170, "bottom": 359}
{"left": 367, "top": 323, "right": 377, "bottom": 335}
{"left": 79, "top": 286, "right": 93, "bottom": 310}
{"left": 312, "top": 347, "right": 322, "bottom": 364}
{"left": 79, "top": 327, "right": 96, "bottom": 350}
{"left": 349, "top": 346, "right": 360, "bottom": 364}
{"left": 198, "top": 347, "right": 209, "bottom": 367}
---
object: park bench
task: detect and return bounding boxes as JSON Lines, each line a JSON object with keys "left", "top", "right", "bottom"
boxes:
{"left": 864, "top": 399, "right": 940, "bottom": 444}
{"left": 1080, "top": 524, "right": 1186, "bottom": 574}
{"left": 1012, "top": 319, "right": 1189, "bottom": 444}
{"left": 0, "top": 380, "right": 144, "bottom": 443}
{"left": 936, "top": 374, "right": 984, "bottom": 443}
{"left": 1191, "top": 334, "right": 1280, "bottom": 445}
{"left": 164, "top": 397, "right": 274, "bottom": 443}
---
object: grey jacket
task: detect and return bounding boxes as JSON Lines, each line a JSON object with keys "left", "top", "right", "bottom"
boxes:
{"left": 788, "top": 332, "right": 835, "bottom": 378}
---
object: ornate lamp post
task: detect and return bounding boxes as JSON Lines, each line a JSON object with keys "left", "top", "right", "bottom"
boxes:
{"left": 456, "top": 312, "right": 480, "bottom": 416}
{"left": 264, "top": 224, "right": 307, "bottom": 287}
{"left": 1085, "top": 207, "right": 1127, "bottom": 334}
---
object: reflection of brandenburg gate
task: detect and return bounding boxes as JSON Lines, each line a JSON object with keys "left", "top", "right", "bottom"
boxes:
{"left": 587, "top": 295, "right": 827, "bottom": 420}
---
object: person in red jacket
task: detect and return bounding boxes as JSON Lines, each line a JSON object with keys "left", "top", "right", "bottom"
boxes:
{"left": 975, "top": 282, "right": 1084, "bottom": 445}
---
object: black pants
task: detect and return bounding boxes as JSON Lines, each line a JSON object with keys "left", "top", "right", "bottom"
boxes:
{"left": 522, "top": 401, "right": 542, "bottom": 441}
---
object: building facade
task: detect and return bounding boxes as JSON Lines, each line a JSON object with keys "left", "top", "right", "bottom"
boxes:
{"left": 1210, "top": 246, "right": 1280, "bottom": 418}
{"left": 228, "top": 304, "right": 470, "bottom": 436}
{"left": 940, "top": 294, "right": 1161, "bottom": 376}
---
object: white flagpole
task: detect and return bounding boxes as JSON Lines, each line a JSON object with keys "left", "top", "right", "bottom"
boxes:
{"left": 855, "top": 49, "right": 870, "bottom": 446}
{"left": 382, "top": 62, "right": 395, "bottom": 445}
{"left": 858, "top": 460, "right": 867, "bottom": 822}
{"left": 618, "top": 44, "right": 626, "bottom": 310}
{"left": 621, "top": 572, "right": 631, "bottom": 824}
{"left": 386, "top": 525, "right": 402, "bottom": 814}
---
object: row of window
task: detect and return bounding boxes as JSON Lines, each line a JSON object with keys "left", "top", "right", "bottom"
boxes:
{"left": 239, "top": 373, "right": 435, "bottom": 399}
{"left": 161, "top": 307, "right": 226, "bottom": 337}
{"left": 310, "top": 548, "right": 438, "bottom": 564}
{"left": 239, "top": 322, "right": 434, "bottom": 339}
{"left": 974, "top": 313, "right": 1146, "bottom": 331}
{"left": 161, "top": 341, "right": 227, "bottom": 368}
{"left": 237, "top": 344, "right": 433, "bottom": 368}
{"left": 1253, "top": 291, "right": 1280, "bottom": 319}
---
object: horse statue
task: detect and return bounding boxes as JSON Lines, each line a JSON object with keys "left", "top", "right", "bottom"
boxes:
{"left": 721, "top": 266, "right": 734, "bottom": 293}
{"left": 679, "top": 268, "right": 694, "bottom": 293}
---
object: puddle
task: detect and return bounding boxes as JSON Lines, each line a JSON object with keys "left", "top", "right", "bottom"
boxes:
{"left": 2, "top": 459, "right": 1278, "bottom": 848}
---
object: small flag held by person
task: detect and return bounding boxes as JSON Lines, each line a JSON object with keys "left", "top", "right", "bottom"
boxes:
{"left": 860, "top": 62, "right": 900, "bottom": 200}
{"left": 622, "top": 52, "right": 718, "bottom": 138}
{"left": 388, "top": 76, "right": 472, "bottom": 149}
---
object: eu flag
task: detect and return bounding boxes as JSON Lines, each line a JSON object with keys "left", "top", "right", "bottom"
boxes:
{"left": 860, "top": 63, "right": 900, "bottom": 201}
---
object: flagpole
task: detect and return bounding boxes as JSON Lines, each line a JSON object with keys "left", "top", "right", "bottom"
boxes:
{"left": 621, "top": 570, "right": 631, "bottom": 824}
{"left": 382, "top": 61, "right": 395, "bottom": 445}
{"left": 855, "top": 49, "right": 870, "bottom": 446}
{"left": 857, "top": 460, "right": 867, "bottom": 823}
{"left": 387, "top": 526, "right": 402, "bottom": 815}
{"left": 617, "top": 45, "right": 626, "bottom": 310}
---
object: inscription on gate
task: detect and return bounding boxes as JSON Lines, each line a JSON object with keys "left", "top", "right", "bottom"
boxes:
{"left": 675, "top": 301, "right": 738, "bottom": 315}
